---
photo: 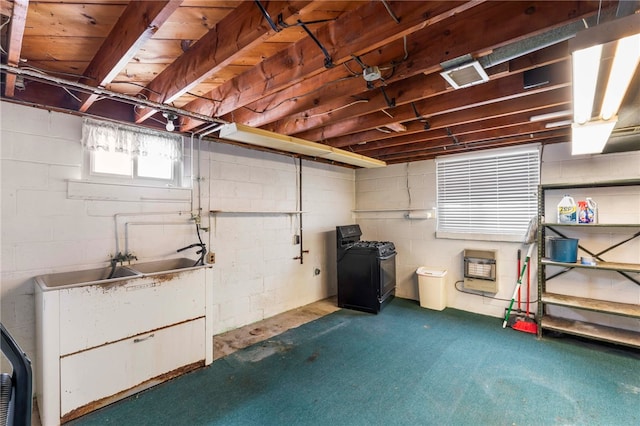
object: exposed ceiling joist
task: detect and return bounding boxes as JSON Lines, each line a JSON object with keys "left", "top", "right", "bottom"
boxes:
{"left": 3, "top": 0, "right": 27, "bottom": 97}
{"left": 2, "top": 0, "right": 637, "bottom": 166}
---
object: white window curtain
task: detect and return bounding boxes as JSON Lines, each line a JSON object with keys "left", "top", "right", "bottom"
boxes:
{"left": 436, "top": 146, "right": 540, "bottom": 238}
{"left": 82, "top": 118, "right": 182, "bottom": 160}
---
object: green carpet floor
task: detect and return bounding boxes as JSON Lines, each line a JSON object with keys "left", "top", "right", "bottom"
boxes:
{"left": 70, "top": 298, "right": 639, "bottom": 425}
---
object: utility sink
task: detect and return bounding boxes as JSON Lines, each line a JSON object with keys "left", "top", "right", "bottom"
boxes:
{"left": 35, "top": 266, "right": 140, "bottom": 290}
{"left": 34, "top": 258, "right": 207, "bottom": 290}
{"left": 126, "top": 257, "right": 204, "bottom": 275}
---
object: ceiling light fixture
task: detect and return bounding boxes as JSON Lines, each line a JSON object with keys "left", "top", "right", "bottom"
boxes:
{"left": 571, "top": 44, "right": 602, "bottom": 124}
{"left": 571, "top": 119, "right": 618, "bottom": 155}
{"left": 600, "top": 33, "right": 640, "bottom": 120}
{"left": 162, "top": 112, "right": 177, "bottom": 132}
{"left": 218, "top": 123, "right": 386, "bottom": 168}
{"left": 545, "top": 120, "right": 573, "bottom": 129}
{"left": 569, "top": 13, "right": 640, "bottom": 155}
{"left": 529, "top": 110, "right": 572, "bottom": 122}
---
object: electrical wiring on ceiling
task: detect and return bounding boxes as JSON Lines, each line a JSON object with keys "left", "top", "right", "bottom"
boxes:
{"left": 241, "top": 74, "right": 360, "bottom": 114}
{"left": 303, "top": 98, "right": 369, "bottom": 119}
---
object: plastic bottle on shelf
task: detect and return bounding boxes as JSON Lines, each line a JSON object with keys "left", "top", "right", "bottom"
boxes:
{"left": 577, "top": 198, "right": 598, "bottom": 224}
{"left": 557, "top": 195, "right": 576, "bottom": 224}
{"left": 586, "top": 197, "right": 597, "bottom": 223}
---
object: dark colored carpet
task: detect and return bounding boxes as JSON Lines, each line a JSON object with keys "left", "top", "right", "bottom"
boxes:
{"left": 70, "top": 298, "right": 640, "bottom": 425}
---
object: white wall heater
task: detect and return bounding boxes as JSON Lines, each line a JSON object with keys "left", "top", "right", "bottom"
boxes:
{"left": 463, "top": 249, "right": 498, "bottom": 293}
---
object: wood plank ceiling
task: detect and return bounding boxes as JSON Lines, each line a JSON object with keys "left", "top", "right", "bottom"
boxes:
{"left": 1, "top": 1, "right": 638, "bottom": 167}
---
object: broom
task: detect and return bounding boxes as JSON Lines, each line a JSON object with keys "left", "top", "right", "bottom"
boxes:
{"left": 502, "top": 217, "right": 539, "bottom": 334}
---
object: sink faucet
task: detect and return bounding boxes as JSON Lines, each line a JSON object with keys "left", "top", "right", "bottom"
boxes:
{"left": 111, "top": 252, "right": 138, "bottom": 266}
{"left": 107, "top": 252, "right": 137, "bottom": 279}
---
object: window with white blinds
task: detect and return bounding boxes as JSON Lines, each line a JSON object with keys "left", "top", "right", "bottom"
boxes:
{"left": 436, "top": 147, "right": 540, "bottom": 241}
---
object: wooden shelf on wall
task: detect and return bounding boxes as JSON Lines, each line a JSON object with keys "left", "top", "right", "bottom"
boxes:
{"left": 209, "top": 210, "right": 305, "bottom": 215}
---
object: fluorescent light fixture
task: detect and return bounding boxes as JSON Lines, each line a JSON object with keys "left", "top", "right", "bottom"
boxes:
{"left": 544, "top": 120, "right": 572, "bottom": 129}
{"left": 218, "top": 123, "right": 386, "bottom": 168}
{"left": 529, "top": 110, "right": 572, "bottom": 122}
{"left": 571, "top": 119, "right": 617, "bottom": 155}
{"left": 600, "top": 33, "right": 640, "bottom": 120}
{"left": 569, "top": 13, "right": 640, "bottom": 156}
{"left": 571, "top": 44, "right": 602, "bottom": 124}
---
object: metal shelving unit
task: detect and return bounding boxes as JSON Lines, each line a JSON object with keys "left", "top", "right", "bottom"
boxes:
{"left": 537, "top": 180, "right": 640, "bottom": 349}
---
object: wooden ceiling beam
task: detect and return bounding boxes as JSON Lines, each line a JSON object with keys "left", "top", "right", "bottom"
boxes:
{"left": 370, "top": 122, "right": 563, "bottom": 157}
{"left": 383, "top": 136, "right": 569, "bottom": 164}
{"left": 296, "top": 60, "right": 570, "bottom": 141}
{"left": 77, "top": 0, "right": 183, "bottom": 113}
{"left": 134, "top": 1, "right": 315, "bottom": 123}
{"left": 267, "top": 41, "right": 569, "bottom": 135}
{"left": 326, "top": 88, "right": 571, "bottom": 148}
{"left": 224, "top": 37, "right": 408, "bottom": 129}
{"left": 178, "top": 1, "right": 481, "bottom": 131}
{"left": 378, "top": 130, "right": 570, "bottom": 163}
{"left": 354, "top": 106, "right": 571, "bottom": 154}
{"left": 4, "top": 0, "right": 28, "bottom": 97}
{"left": 227, "top": 0, "right": 596, "bottom": 135}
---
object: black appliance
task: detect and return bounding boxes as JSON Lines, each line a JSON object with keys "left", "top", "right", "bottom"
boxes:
{"left": 336, "top": 224, "right": 396, "bottom": 314}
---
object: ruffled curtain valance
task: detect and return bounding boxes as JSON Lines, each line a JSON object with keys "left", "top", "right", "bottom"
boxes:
{"left": 82, "top": 118, "right": 182, "bottom": 160}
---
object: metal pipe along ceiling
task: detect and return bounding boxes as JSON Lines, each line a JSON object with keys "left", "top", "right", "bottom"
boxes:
{"left": 0, "top": 64, "right": 228, "bottom": 128}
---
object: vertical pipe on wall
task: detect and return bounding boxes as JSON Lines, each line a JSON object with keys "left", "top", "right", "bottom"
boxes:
{"left": 299, "top": 157, "right": 304, "bottom": 264}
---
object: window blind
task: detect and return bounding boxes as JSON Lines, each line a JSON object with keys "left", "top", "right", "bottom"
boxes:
{"left": 436, "top": 147, "right": 540, "bottom": 237}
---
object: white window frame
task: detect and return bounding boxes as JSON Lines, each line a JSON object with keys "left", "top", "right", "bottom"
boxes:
{"left": 435, "top": 145, "right": 540, "bottom": 242}
{"left": 82, "top": 118, "right": 187, "bottom": 188}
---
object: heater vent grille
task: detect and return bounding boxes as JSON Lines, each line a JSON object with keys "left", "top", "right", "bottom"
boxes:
{"left": 463, "top": 249, "right": 498, "bottom": 293}
{"left": 440, "top": 61, "right": 490, "bottom": 89}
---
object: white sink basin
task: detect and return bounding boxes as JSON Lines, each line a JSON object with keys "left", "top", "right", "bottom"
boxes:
{"left": 34, "top": 258, "right": 208, "bottom": 290}
{"left": 126, "top": 258, "right": 204, "bottom": 275}
{"left": 35, "top": 266, "right": 140, "bottom": 290}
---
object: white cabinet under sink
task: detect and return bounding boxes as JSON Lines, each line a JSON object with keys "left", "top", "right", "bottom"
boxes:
{"left": 35, "top": 264, "right": 213, "bottom": 425}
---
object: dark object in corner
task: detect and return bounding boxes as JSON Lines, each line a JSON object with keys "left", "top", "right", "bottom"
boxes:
{"left": 1, "top": 323, "right": 33, "bottom": 426}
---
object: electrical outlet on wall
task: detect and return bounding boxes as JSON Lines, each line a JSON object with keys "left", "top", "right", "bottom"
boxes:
{"left": 207, "top": 252, "right": 215, "bottom": 264}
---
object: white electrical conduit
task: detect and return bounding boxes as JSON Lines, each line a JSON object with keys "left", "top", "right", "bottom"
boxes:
{"left": 114, "top": 211, "right": 192, "bottom": 255}
{"left": 0, "top": 64, "right": 228, "bottom": 127}
{"left": 124, "top": 221, "right": 194, "bottom": 255}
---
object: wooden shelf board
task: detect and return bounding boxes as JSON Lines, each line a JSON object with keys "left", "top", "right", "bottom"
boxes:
{"left": 542, "top": 223, "right": 640, "bottom": 228}
{"left": 209, "top": 210, "right": 305, "bottom": 215}
{"left": 541, "top": 316, "right": 640, "bottom": 349}
{"left": 541, "top": 258, "right": 640, "bottom": 273}
{"left": 540, "top": 179, "right": 640, "bottom": 190}
{"left": 352, "top": 208, "right": 428, "bottom": 212}
{"left": 541, "top": 292, "right": 640, "bottom": 318}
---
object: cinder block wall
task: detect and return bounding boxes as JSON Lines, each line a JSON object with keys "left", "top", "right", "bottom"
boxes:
{"left": 0, "top": 102, "right": 355, "bottom": 381}
{"left": 356, "top": 144, "right": 640, "bottom": 328}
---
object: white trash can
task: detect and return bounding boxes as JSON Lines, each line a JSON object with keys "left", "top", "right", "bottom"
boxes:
{"left": 416, "top": 267, "right": 447, "bottom": 311}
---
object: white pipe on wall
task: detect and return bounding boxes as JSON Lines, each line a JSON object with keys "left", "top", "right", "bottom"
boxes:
{"left": 124, "top": 221, "right": 194, "bottom": 255}
{"left": 114, "top": 211, "right": 191, "bottom": 254}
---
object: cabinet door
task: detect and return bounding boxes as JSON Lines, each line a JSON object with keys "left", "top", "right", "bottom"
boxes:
{"left": 60, "top": 318, "right": 205, "bottom": 416}
{"left": 59, "top": 269, "right": 205, "bottom": 355}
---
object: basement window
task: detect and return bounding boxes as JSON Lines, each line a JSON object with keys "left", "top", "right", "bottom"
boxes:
{"left": 435, "top": 146, "right": 540, "bottom": 242}
{"left": 82, "top": 118, "right": 184, "bottom": 187}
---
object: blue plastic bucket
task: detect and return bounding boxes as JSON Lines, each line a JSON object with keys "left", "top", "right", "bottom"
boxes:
{"left": 549, "top": 238, "right": 579, "bottom": 263}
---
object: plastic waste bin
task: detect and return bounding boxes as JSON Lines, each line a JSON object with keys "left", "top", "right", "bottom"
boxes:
{"left": 416, "top": 267, "right": 447, "bottom": 311}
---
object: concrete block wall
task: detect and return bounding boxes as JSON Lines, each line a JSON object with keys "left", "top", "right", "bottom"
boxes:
{"left": 356, "top": 143, "right": 640, "bottom": 324}
{"left": 1, "top": 102, "right": 355, "bottom": 379}
{"left": 356, "top": 161, "right": 516, "bottom": 318}
{"left": 202, "top": 142, "right": 354, "bottom": 333}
